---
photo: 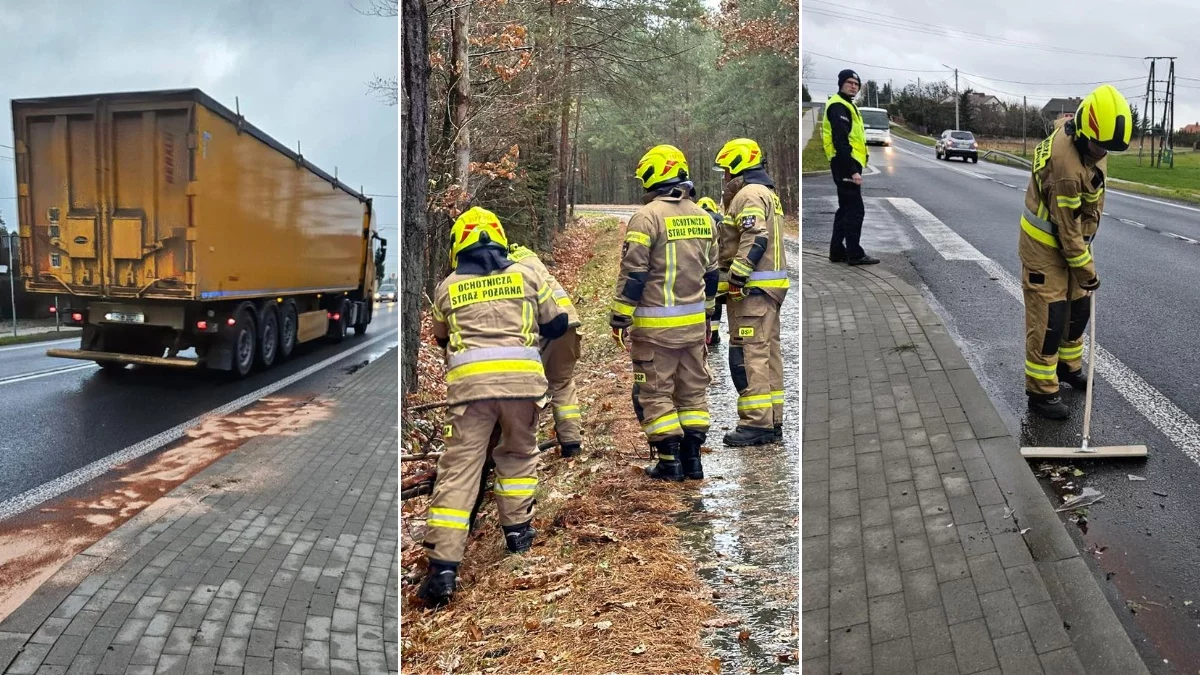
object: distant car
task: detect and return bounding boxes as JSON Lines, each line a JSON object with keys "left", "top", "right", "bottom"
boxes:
{"left": 936, "top": 130, "right": 978, "bottom": 162}
{"left": 859, "top": 107, "right": 892, "bottom": 146}
{"left": 374, "top": 284, "right": 397, "bottom": 303}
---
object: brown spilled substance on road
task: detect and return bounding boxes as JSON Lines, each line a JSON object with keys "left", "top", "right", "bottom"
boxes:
{"left": 0, "top": 395, "right": 333, "bottom": 622}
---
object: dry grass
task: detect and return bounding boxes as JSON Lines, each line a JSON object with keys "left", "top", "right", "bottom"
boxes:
{"left": 401, "top": 215, "right": 718, "bottom": 674}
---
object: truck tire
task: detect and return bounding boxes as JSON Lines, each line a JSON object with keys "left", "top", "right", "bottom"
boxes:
{"left": 354, "top": 302, "right": 371, "bottom": 336}
{"left": 279, "top": 302, "right": 298, "bottom": 360}
{"left": 256, "top": 306, "right": 279, "bottom": 370}
{"left": 328, "top": 300, "right": 349, "bottom": 344}
{"left": 230, "top": 307, "right": 257, "bottom": 378}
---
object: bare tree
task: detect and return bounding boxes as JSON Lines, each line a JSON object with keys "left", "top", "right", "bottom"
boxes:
{"left": 401, "top": 0, "right": 429, "bottom": 394}
{"left": 359, "top": 0, "right": 399, "bottom": 106}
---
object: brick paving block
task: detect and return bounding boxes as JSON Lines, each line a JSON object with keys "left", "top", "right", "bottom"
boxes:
{"left": 304, "top": 617, "right": 331, "bottom": 642}
{"left": 869, "top": 592, "right": 910, "bottom": 643}
{"left": 244, "top": 656, "right": 272, "bottom": 675}
{"left": 978, "top": 589, "right": 1025, "bottom": 639}
{"left": 829, "top": 582, "right": 869, "bottom": 630}
{"left": 889, "top": 481, "right": 920, "bottom": 510}
{"left": 829, "top": 516, "right": 862, "bottom": 550}
{"left": 829, "top": 623, "right": 871, "bottom": 675}
{"left": 803, "top": 568, "right": 829, "bottom": 611}
{"left": 912, "top": 465, "right": 942, "bottom": 492}
{"left": 184, "top": 645, "right": 218, "bottom": 675}
{"left": 96, "top": 644, "right": 135, "bottom": 675}
{"left": 957, "top": 524, "right": 994, "bottom": 559}
{"left": 971, "top": 480, "right": 1005, "bottom": 508}
{"left": 829, "top": 489, "right": 859, "bottom": 519}
{"left": 908, "top": 445, "right": 936, "bottom": 468}
{"left": 217, "top": 636, "right": 248, "bottom": 667}
{"left": 63, "top": 610, "right": 103, "bottom": 637}
{"left": 950, "top": 618, "right": 998, "bottom": 674}
{"left": 873, "top": 636, "right": 918, "bottom": 675}
{"left": 1020, "top": 602, "right": 1071, "bottom": 654}
{"left": 130, "top": 636, "right": 167, "bottom": 666}
{"left": 330, "top": 610, "right": 357, "bottom": 636}
{"left": 966, "top": 554, "right": 1008, "bottom": 595}
{"left": 114, "top": 618, "right": 152, "bottom": 646}
{"left": 63, "top": 653, "right": 103, "bottom": 675}
{"left": 160, "top": 590, "right": 191, "bottom": 614}
{"left": 30, "top": 618, "right": 71, "bottom": 645}
{"left": 918, "top": 488, "right": 950, "bottom": 518}
{"left": 931, "top": 543, "right": 970, "bottom": 583}
{"left": 276, "top": 622, "right": 304, "bottom": 650}
{"left": 993, "top": 632, "right": 1042, "bottom": 674}
{"left": 308, "top": 593, "right": 336, "bottom": 618}
{"left": 42, "top": 635, "right": 86, "bottom": 666}
{"left": 154, "top": 653, "right": 187, "bottom": 675}
{"left": 357, "top": 651, "right": 386, "bottom": 674}
{"left": 79, "top": 626, "right": 118, "bottom": 655}
{"left": 916, "top": 652, "right": 959, "bottom": 675}
{"left": 175, "top": 603, "right": 208, "bottom": 630}
{"left": 897, "top": 534, "right": 933, "bottom": 572}
{"left": 940, "top": 578, "right": 983, "bottom": 625}
{"left": 992, "top": 533, "right": 1034, "bottom": 569}
{"left": 924, "top": 514, "right": 959, "bottom": 547}
{"left": 866, "top": 557, "right": 904, "bottom": 599}
{"left": 893, "top": 505, "right": 924, "bottom": 537}
{"left": 803, "top": 506, "right": 829, "bottom": 538}
{"left": 329, "top": 632, "right": 357, "bottom": 662}
{"left": 301, "top": 640, "right": 330, "bottom": 670}
{"left": 6, "top": 643, "right": 52, "bottom": 675}
{"left": 261, "top": 587, "right": 290, "bottom": 610}
{"left": 1038, "top": 647, "right": 1086, "bottom": 675}
{"left": 962, "top": 458, "right": 993, "bottom": 483}
{"left": 198, "top": 619, "right": 227, "bottom": 647}
{"left": 163, "top": 626, "right": 196, "bottom": 656}
{"left": 329, "top": 658, "right": 358, "bottom": 675}
{"left": 947, "top": 496, "right": 984, "bottom": 525}
{"left": 357, "top": 604, "right": 383, "bottom": 629}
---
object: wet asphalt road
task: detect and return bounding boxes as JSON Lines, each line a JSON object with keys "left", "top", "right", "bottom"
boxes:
{"left": 0, "top": 303, "right": 399, "bottom": 506}
{"left": 803, "top": 140, "right": 1200, "bottom": 673}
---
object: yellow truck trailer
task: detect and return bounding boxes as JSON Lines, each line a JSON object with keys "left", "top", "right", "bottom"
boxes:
{"left": 9, "top": 89, "right": 387, "bottom": 376}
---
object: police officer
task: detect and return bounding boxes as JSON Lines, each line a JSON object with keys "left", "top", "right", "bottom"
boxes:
{"left": 508, "top": 242, "right": 584, "bottom": 457}
{"left": 714, "top": 138, "right": 788, "bottom": 446}
{"left": 822, "top": 68, "right": 879, "bottom": 266}
{"left": 1019, "top": 84, "right": 1129, "bottom": 419}
{"left": 418, "top": 207, "right": 569, "bottom": 606}
{"left": 610, "top": 144, "right": 718, "bottom": 481}
{"left": 697, "top": 196, "right": 725, "bottom": 347}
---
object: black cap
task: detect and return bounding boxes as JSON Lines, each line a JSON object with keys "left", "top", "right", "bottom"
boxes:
{"left": 838, "top": 69, "right": 861, "bottom": 89}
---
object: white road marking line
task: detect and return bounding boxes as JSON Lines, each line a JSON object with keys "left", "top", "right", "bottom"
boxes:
{"left": 0, "top": 363, "right": 99, "bottom": 385}
{"left": 886, "top": 197, "right": 987, "bottom": 260}
{"left": 899, "top": 202, "right": 1200, "bottom": 469}
{"left": 862, "top": 163, "right": 881, "bottom": 176}
{"left": 0, "top": 337, "right": 78, "bottom": 353}
{"left": 1163, "top": 232, "right": 1198, "bottom": 244}
{"left": 0, "top": 332, "right": 397, "bottom": 521}
{"left": 1117, "top": 218, "right": 1146, "bottom": 229}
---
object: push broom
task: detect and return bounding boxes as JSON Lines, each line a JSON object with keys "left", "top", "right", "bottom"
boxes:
{"left": 1020, "top": 292, "right": 1148, "bottom": 459}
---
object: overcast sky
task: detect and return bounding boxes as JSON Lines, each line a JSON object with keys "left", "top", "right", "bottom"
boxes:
{"left": 803, "top": 0, "right": 1200, "bottom": 129}
{"left": 0, "top": 0, "right": 397, "bottom": 275}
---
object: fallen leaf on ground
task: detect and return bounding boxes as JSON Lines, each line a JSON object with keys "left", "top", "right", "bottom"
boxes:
{"left": 564, "top": 619, "right": 583, "bottom": 629}
{"left": 702, "top": 616, "right": 741, "bottom": 628}
{"left": 467, "top": 621, "right": 483, "bottom": 642}
{"left": 534, "top": 650, "right": 546, "bottom": 661}
{"left": 524, "top": 618, "right": 540, "bottom": 631}
{"left": 594, "top": 620, "right": 612, "bottom": 631}
{"left": 707, "top": 658, "right": 722, "bottom": 674}
{"left": 738, "top": 630, "right": 751, "bottom": 642}
{"left": 543, "top": 587, "right": 571, "bottom": 603}
{"left": 631, "top": 644, "right": 647, "bottom": 655}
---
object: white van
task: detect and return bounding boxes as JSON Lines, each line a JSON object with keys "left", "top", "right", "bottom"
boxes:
{"left": 859, "top": 107, "right": 892, "bottom": 146}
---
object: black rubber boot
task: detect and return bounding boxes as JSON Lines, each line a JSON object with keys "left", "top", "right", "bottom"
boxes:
{"left": 502, "top": 521, "right": 537, "bottom": 554}
{"left": 559, "top": 442, "right": 581, "bottom": 458}
{"left": 416, "top": 559, "right": 459, "bottom": 607}
{"left": 723, "top": 425, "right": 778, "bottom": 447}
{"left": 774, "top": 424, "right": 784, "bottom": 442}
{"left": 646, "top": 438, "right": 684, "bottom": 482}
{"left": 1057, "top": 362, "right": 1088, "bottom": 390}
{"left": 709, "top": 327, "right": 721, "bottom": 346}
{"left": 1027, "top": 392, "right": 1069, "bottom": 420}
{"left": 680, "top": 431, "right": 705, "bottom": 481}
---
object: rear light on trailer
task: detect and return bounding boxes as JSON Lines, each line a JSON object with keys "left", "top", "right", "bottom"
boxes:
{"left": 196, "top": 320, "right": 208, "bottom": 331}
{"left": 226, "top": 317, "right": 236, "bottom": 326}
{"left": 328, "top": 312, "right": 341, "bottom": 321}
{"left": 49, "top": 306, "right": 57, "bottom": 314}
{"left": 71, "top": 312, "right": 83, "bottom": 323}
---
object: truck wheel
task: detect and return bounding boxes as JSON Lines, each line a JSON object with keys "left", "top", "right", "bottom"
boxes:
{"left": 256, "top": 307, "right": 279, "bottom": 370}
{"left": 354, "top": 302, "right": 371, "bottom": 336}
{"left": 328, "top": 300, "right": 349, "bottom": 344}
{"left": 279, "top": 302, "right": 298, "bottom": 360}
{"left": 231, "top": 308, "right": 257, "bottom": 378}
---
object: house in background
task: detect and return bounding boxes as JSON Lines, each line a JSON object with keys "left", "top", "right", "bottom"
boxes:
{"left": 940, "top": 92, "right": 1003, "bottom": 109}
{"left": 1181, "top": 122, "right": 1200, "bottom": 134}
{"left": 1042, "top": 97, "right": 1083, "bottom": 120}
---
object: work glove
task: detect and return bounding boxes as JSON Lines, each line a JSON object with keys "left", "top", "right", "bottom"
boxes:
{"left": 611, "top": 326, "right": 629, "bottom": 352}
{"left": 1079, "top": 276, "right": 1100, "bottom": 291}
{"left": 728, "top": 283, "right": 747, "bottom": 302}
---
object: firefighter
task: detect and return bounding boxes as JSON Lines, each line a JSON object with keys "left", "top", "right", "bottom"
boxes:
{"left": 822, "top": 68, "right": 879, "bottom": 266}
{"left": 508, "top": 242, "right": 584, "bottom": 457}
{"left": 1019, "top": 84, "right": 1129, "bottom": 419}
{"left": 610, "top": 144, "right": 718, "bottom": 482}
{"left": 714, "top": 138, "right": 788, "bottom": 446}
{"left": 418, "top": 207, "right": 570, "bottom": 607}
{"left": 697, "top": 196, "right": 726, "bottom": 347}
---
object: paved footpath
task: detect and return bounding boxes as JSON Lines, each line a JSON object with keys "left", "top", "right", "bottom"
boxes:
{"left": 0, "top": 350, "right": 398, "bottom": 675}
{"left": 801, "top": 253, "right": 1148, "bottom": 675}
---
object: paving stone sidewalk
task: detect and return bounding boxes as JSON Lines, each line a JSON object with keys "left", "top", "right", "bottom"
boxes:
{"left": 0, "top": 349, "right": 399, "bottom": 675}
{"left": 801, "top": 253, "right": 1143, "bottom": 675}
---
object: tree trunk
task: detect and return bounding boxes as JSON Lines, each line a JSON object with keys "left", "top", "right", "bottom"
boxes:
{"left": 555, "top": 46, "right": 573, "bottom": 231}
{"left": 568, "top": 94, "right": 582, "bottom": 218}
{"left": 451, "top": 2, "right": 471, "bottom": 198}
{"left": 400, "top": 0, "right": 430, "bottom": 396}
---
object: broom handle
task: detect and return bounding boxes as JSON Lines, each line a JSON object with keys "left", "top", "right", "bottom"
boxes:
{"left": 1082, "top": 291, "right": 1097, "bottom": 443}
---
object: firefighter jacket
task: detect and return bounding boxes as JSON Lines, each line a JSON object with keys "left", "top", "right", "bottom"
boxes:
{"left": 701, "top": 207, "right": 729, "bottom": 297}
{"left": 823, "top": 93, "right": 868, "bottom": 179}
{"left": 432, "top": 246, "right": 569, "bottom": 406}
{"left": 609, "top": 188, "right": 719, "bottom": 349}
{"left": 720, "top": 169, "right": 790, "bottom": 305}
{"left": 1019, "top": 123, "right": 1106, "bottom": 284}
{"left": 508, "top": 244, "right": 580, "bottom": 328}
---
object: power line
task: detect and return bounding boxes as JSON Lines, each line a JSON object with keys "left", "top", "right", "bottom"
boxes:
{"left": 953, "top": 71, "right": 1143, "bottom": 87}
{"left": 805, "top": 50, "right": 944, "bottom": 74}
{"left": 805, "top": 1, "right": 1144, "bottom": 60}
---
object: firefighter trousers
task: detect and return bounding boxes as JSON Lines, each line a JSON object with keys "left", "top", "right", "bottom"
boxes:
{"left": 630, "top": 339, "right": 711, "bottom": 443}
{"left": 728, "top": 293, "right": 784, "bottom": 429}
{"left": 543, "top": 327, "right": 582, "bottom": 445}
{"left": 1022, "top": 262, "right": 1089, "bottom": 396}
{"left": 424, "top": 398, "right": 542, "bottom": 563}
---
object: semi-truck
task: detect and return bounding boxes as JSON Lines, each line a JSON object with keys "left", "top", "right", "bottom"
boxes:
{"left": 9, "top": 89, "right": 387, "bottom": 377}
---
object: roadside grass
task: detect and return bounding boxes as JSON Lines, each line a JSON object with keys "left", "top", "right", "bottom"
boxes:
{"left": 0, "top": 329, "right": 81, "bottom": 348}
{"left": 802, "top": 131, "right": 828, "bottom": 173}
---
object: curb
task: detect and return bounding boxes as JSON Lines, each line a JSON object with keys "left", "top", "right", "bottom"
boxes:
{"left": 801, "top": 250, "right": 1151, "bottom": 675}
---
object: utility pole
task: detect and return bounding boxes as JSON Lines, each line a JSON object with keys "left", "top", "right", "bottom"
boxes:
{"left": 1023, "top": 95, "right": 1027, "bottom": 158}
{"left": 955, "top": 68, "right": 960, "bottom": 130}
{"left": 5, "top": 230, "right": 15, "bottom": 338}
